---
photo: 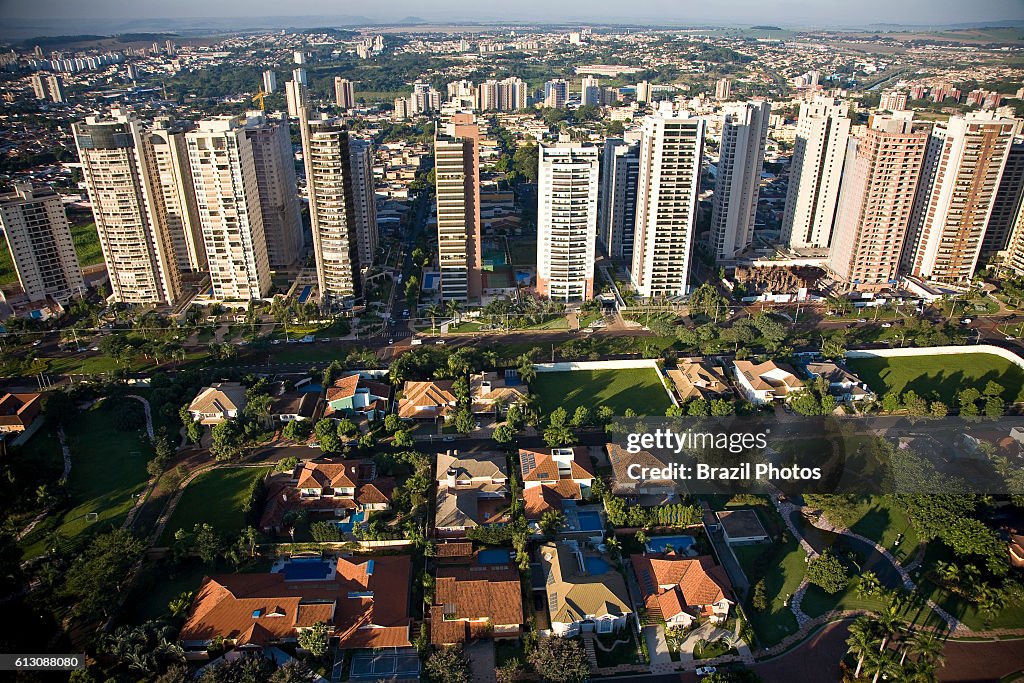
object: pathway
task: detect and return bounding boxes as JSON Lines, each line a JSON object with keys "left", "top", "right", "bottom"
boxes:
{"left": 16, "top": 426, "right": 72, "bottom": 542}
{"left": 122, "top": 395, "right": 156, "bottom": 529}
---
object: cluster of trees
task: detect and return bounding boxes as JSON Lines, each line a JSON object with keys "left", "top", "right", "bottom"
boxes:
{"left": 844, "top": 616, "right": 944, "bottom": 683}
{"left": 478, "top": 296, "right": 566, "bottom": 329}
{"left": 603, "top": 495, "right": 701, "bottom": 529}
{"left": 172, "top": 524, "right": 259, "bottom": 567}
{"left": 805, "top": 549, "right": 850, "bottom": 594}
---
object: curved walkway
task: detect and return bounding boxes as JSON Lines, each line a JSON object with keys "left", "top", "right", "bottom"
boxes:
{"left": 16, "top": 426, "right": 72, "bottom": 542}
{"left": 121, "top": 395, "right": 156, "bottom": 529}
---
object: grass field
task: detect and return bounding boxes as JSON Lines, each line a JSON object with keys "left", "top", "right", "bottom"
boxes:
{"left": 19, "top": 399, "right": 151, "bottom": 559}
{"left": 532, "top": 368, "right": 673, "bottom": 416}
{"left": 733, "top": 538, "right": 803, "bottom": 646}
{"left": 0, "top": 221, "right": 103, "bottom": 287}
{"left": 846, "top": 353, "right": 1024, "bottom": 405}
{"left": 160, "top": 466, "right": 270, "bottom": 545}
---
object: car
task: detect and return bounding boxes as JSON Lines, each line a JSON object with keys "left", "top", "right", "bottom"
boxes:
{"left": 857, "top": 318, "right": 867, "bottom": 323}
{"left": 696, "top": 666, "right": 717, "bottom": 676}
{"left": 270, "top": 339, "right": 281, "bottom": 345}
{"left": 31, "top": 340, "right": 41, "bottom": 346}
{"left": 388, "top": 339, "right": 394, "bottom": 344}
{"left": 436, "top": 340, "right": 446, "bottom": 345}
{"left": 320, "top": 337, "right": 331, "bottom": 343}
{"left": 1006, "top": 336, "right": 1017, "bottom": 341}
{"left": 961, "top": 318, "right": 973, "bottom": 325}
{"left": 881, "top": 323, "right": 892, "bottom": 328}
{"left": 442, "top": 436, "right": 456, "bottom": 442}
{"left": 89, "top": 346, "right": 100, "bottom": 352}
{"left": 308, "top": 441, "right": 321, "bottom": 448}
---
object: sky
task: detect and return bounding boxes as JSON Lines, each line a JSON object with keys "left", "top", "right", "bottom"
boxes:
{"left": 2, "top": 0, "right": 1023, "bottom": 30}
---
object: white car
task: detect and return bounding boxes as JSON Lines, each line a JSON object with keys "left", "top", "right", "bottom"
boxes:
{"left": 695, "top": 666, "right": 717, "bottom": 676}
{"left": 881, "top": 323, "right": 892, "bottom": 328}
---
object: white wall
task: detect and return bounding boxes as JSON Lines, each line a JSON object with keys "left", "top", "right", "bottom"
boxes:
{"left": 845, "top": 345, "right": 1024, "bottom": 371}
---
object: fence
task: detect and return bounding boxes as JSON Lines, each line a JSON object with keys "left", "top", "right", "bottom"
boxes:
{"left": 533, "top": 359, "right": 664, "bottom": 373}
{"left": 845, "top": 344, "right": 1024, "bottom": 371}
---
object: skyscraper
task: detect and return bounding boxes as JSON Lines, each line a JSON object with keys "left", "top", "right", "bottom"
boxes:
{"left": 715, "top": 78, "right": 731, "bottom": 101}
{"left": 827, "top": 116, "right": 928, "bottom": 290}
{"left": 411, "top": 81, "right": 441, "bottom": 114}
{"left": 598, "top": 138, "right": 639, "bottom": 261}
{"left": 285, "top": 78, "right": 307, "bottom": 119}
{"left": 30, "top": 73, "right": 65, "bottom": 103}
{"left": 349, "top": 139, "right": 378, "bottom": 270}
{"left": 581, "top": 76, "right": 601, "bottom": 107}
{"left": 781, "top": 96, "right": 851, "bottom": 250}
{"left": 434, "top": 114, "right": 481, "bottom": 302}
{"left": 334, "top": 77, "right": 355, "bottom": 109}
{"left": 537, "top": 143, "right": 600, "bottom": 301}
{"left": 0, "top": 183, "right": 84, "bottom": 302}
{"left": 544, "top": 79, "right": 568, "bottom": 108}
{"left": 393, "top": 97, "right": 410, "bottom": 119}
{"left": 299, "top": 116, "right": 362, "bottom": 302}
{"left": 262, "top": 70, "right": 277, "bottom": 94}
{"left": 710, "top": 101, "right": 770, "bottom": 260}
{"left": 631, "top": 108, "right": 705, "bottom": 299}
{"left": 149, "top": 118, "right": 206, "bottom": 272}
{"left": 903, "top": 112, "right": 1016, "bottom": 283}
{"left": 244, "top": 112, "right": 303, "bottom": 267}
{"left": 980, "top": 137, "right": 1024, "bottom": 260}
{"left": 185, "top": 115, "right": 271, "bottom": 301}
{"left": 73, "top": 110, "right": 181, "bottom": 305}
{"left": 636, "top": 81, "right": 653, "bottom": 104}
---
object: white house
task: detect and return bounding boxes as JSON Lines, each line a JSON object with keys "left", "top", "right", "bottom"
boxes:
{"left": 539, "top": 542, "right": 632, "bottom": 636}
{"left": 732, "top": 360, "right": 804, "bottom": 405}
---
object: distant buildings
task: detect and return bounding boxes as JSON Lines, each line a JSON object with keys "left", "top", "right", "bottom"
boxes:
{"left": 598, "top": 138, "right": 639, "bottom": 262}
{"left": 0, "top": 183, "right": 84, "bottom": 303}
{"left": 30, "top": 73, "right": 65, "bottom": 102}
{"left": 636, "top": 80, "right": 653, "bottom": 104}
{"left": 631, "top": 107, "right": 705, "bottom": 299}
{"left": 411, "top": 81, "right": 441, "bottom": 115}
{"left": 434, "top": 114, "right": 482, "bottom": 302}
{"left": 581, "top": 75, "right": 601, "bottom": 106}
{"left": 476, "top": 77, "right": 528, "bottom": 111}
{"left": 879, "top": 90, "right": 908, "bottom": 112}
{"left": 710, "top": 101, "right": 770, "bottom": 260}
{"left": 544, "top": 79, "right": 568, "bottom": 108}
{"left": 334, "top": 77, "right": 355, "bottom": 109}
{"left": 537, "top": 143, "right": 600, "bottom": 301}
{"left": 284, "top": 70, "right": 308, "bottom": 118}
{"left": 715, "top": 78, "right": 731, "bottom": 101}
{"left": 261, "top": 69, "right": 276, "bottom": 94}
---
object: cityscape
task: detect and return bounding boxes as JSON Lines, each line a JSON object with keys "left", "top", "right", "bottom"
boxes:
{"left": 2, "top": 3, "right": 1024, "bottom": 682}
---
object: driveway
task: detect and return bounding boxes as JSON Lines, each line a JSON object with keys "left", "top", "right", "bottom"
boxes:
{"left": 644, "top": 625, "right": 672, "bottom": 666}
{"left": 464, "top": 640, "right": 496, "bottom": 683}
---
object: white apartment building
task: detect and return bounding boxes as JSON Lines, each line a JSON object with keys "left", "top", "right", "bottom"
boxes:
{"left": 349, "top": 139, "right": 379, "bottom": 270}
{"left": 904, "top": 112, "right": 1016, "bottom": 284}
{"left": 73, "top": 111, "right": 181, "bottom": 305}
{"left": 434, "top": 114, "right": 482, "bottom": 302}
{"left": 261, "top": 70, "right": 276, "bottom": 94}
{"left": 334, "top": 77, "right": 355, "bottom": 109}
{"left": 581, "top": 76, "right": 601, "bottom": 106}
{"left": 631, "top": 108, "right": 705, "bottom": 299}
{"left": 710, "top": 101, "right": 770, "bottom": 260}
{"left": 715, "top": 78, "right": 731, "bottom": 101}
{"left": 544, "top": 79, "right": 568, "bottom": 108}
{"left": 245, "top": 113, "right": 303, "bottom": 267}
{"left": 0, "top": 183, "right": 84, "bottom": 302}
{"left": 186, "top": 115, "right": 271, "bottom": 301}
{"left": 598, "top": 138, "right": 639, "bottom": 261}
{"left": 30, "top": 73, "right": 65, "bottom": 103}
{"left": 981, "top": 137, "right": 1024, "bottom": 259}
{"left": 781, "top": 96, "right": 851, "bottom": 250}
{"left": 149, "top": 119, "right": 206, "bottom": 272}
{"left": 411, "top": 81, "right": 441, "bottom": 114}
{"left": 537, "top": 143, "right": 600, "bottom": 301}
{"left": 285, "top": 78, "right": 307, "bottom": 119}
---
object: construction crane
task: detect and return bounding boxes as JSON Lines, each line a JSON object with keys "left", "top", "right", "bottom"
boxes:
{"left": 252, "top": 88, "right": 268, "bottom": 111}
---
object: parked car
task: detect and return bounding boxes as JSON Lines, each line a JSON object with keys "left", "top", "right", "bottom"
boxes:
{"left": 881, "top": 323, "right": 892, "bottom": 328}
{"left": 696, "top": 667, "right": 717, "bottom": 677}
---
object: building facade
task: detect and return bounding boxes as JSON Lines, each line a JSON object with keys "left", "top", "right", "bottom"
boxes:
{"left": 710, "top": 101, "right": 770, "bottom": 260}
{"left": 598, "top": 138, "right": 639, "bottom": 261}
{"left": 434, "top": 114, "right": 482, "bottom": 302}
{"left": 544, "top": 79, "right": 568, "bottom": 108}
{"left": 334, "top": 77, "right": 355, "bottom": 109}
{"left": 245, "top": 113, "right": 303, "bottom": 268}
{"left": 149, "top": 118, "right": 206, "bottom": 272}
{"left": 981, "top": 136, "right": 1024, "bottom": 260}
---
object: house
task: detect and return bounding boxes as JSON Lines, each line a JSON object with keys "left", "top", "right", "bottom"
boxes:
{"left": 539, "top": 541, "right": 632, "bottom": 636}
{"left": 470, "top": 371, "right": 528, "bottom": 415}
{"left": 429, "top": 565, "right": 524, "bottom": 644}
{"left": 716, "top": 510, "right": 769, "bottom": 544}
{"left": 434, "top": 542, "right": 475, "bottom": 565}
{"left": 732, "top": 360, "right": 804, "bottom": 405}
{"left": 606, "top": 443, "right": 679, "bottom": 506}
{"left": 435, "top": 451, "right": 511, "bottom": 538}
{"left": 631, "top": 552, "right": 734, "bottom": 628}
{"left": 179, "top": 554, "right": 412, "bottom": 652}
{"left": 666, "top": 359, "right": 732, "bottom": 402}
{"left": 260, "top": 458, "right": 394, "bottom": 535}
{"left": 188, "top": 382, "right": 247, "bottom": 424}
{"left": 0, "top": 392, "right": 42, "bottom": 434}
{"left": 804, "top": 361, "right": 873, "bottom": 403}
{"left": 398, "top": 380, "right": 457, "bottom": 420}
{"left": 519, "top": 447, "right": 595, "bottom": 518}
{"left": 324, "top": 373, "right": 391, "bottom": 421}
{"left": 269, "top": 392, "right": 319, "bottom": 423}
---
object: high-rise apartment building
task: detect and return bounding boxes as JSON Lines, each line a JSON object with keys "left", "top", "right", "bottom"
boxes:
{"left": 544, "top": 79, "right": 568, "bottom": 108}
{"left": 185, "top": 115, "right": 271, "bottom": 301}
{"left": 299, "top": 116, "right": 362, "bottom": 302}
{"left": 904, "top": 112, "right": 1016, "bottom": 283}
{"left": 334, "top": 77, "right": 355, "bottom": 109}
{"left": 827, "top": 116, "right": 927, "bottom": 290}
{"left": 393, "top": 97, "right": 410, "bottom": 119}
{"left": 285, "top": 78, "right": 308, "bottom": 119}
{"left": 981, "top": 137, "right": 1024, "bottom": 259}
{"left": 411, "top": 81, "right": 441, "bottom": 114}
{"left": 1001, "top": 186, "right": 1024, "bottom": 276}
{"left": 715, "top": 78, "right": 731, "bottom": 101}
{"left": 30, "top": 73, "right": 65, "bottom": 102}
{"left": 879, "top": 90, "right": 908, "bottom": 112}
{"left": 244, "top": 113, "right": 303, "bottom": 267}
{"left": 537, "top": 144, "right": 600, "bottom": 301}
{"left": 477, "top": 77, "right": 527, "bottom": 111}
{"left": 73, "top": 110, "right": 181, "bottom": 305}
{"left": 434, "top": 114, "right": 482, "bottom": 302}
{"left": 631, "top": 108, "right": 705, "bottom": 299}
{"left": 149, "top": 118, "right": 206, "bottom": 272}
{"left": 0, "top": 183, "right": 84, "bottom": 302}
{"left": 598, "top": 138, "right": 639, "bottom": 261}
{"left": 262, "top": 70, "right": 276, "bottom": 94}
{"left": 349, "top": 139, "right": 378, "bottom": 269}
{"left": 781, "top": 96, "right": 851, "bottom": 250}
{"left": 710, "top": 101, "right": 770, "bottom": 260}
{"left": 636, "top": 81, "right": 653, "bottom": 104}
{"left": 581, "top": 76, "right": 601, "bottom": 107}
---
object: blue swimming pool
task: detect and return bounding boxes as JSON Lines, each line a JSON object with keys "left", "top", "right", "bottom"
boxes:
{"left": 299, "top": 383, "right": 323, "bottom": 394}
{"left": 282, "top": 558, "right": 332, "bottom": 581}
{"left": 584, "top": 557, "right": 612, "bottom": 574}
{"left": 645, "top": 535, "right": 696, "bottom": 553}
{"left": 337, "top": 511, "right": 366, "bottom": 533}
{"left": 423, "top": 273, "right": 440, "bottom": 289}
{"left": 575, "top": 511, "right": 604, "bottom": 532}
{"left": 298, "top": 285, "right": 312, "bottom": 303}
{"left": 477, "top": 549, "right": 513, "bottom": 565}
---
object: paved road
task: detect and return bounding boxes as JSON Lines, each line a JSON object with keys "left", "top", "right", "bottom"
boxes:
{"left": 939, "top": 637, "right": 1024, "bottom": 682}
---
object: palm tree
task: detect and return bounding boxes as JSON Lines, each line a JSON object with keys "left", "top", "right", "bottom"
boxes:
{"left": 426, "top": 304, "right": 442, "bottom": 334}
{"left": 446, "top": 299, "right": 462, "bottom": 325}
{"left": 935, "top": 560, "right": 960, "bottom": 585}
{"left": 907, "top": 631, "right": 944, "bottom": 669}
{"left": 875, "top": 603, "right": 901, "bottom": 652}
{"left": 855, "top": 571, "right": 881, "bottom": 599}
{"left": 694, "top": 638, "right": 708, "bottom": 657}
{"left": 846, "top": 618, "right": 880, "bottom": 678}
{"left": 864, "top": 647, "right": 900, "bottom": 683}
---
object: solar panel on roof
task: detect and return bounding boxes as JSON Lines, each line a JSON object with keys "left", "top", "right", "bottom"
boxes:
{"left": 521, "top": 452, "right": 536, "bottom": 473}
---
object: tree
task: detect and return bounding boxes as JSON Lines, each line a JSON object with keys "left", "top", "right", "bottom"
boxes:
{"left": 298, "top": 621, "right": 331, "bottom": 659}
{"left": 881, "top": 392, "right": 902, "bottom": 414}
{"left": 959, "top": 387, "right": 981, "bottom": 417}
{"left": 902, "top": 390, "right": 928, "bottom": 417}
{"left": 805, "top": 550, "right": 849, "bottom": 594}
{"left": 192, "top": 523, "right": 223, "bottom": 564}
{"left": 539, "top": 510, "right": 566, "bottom": 538}
{"left": 384, "top": 413, "right": 403, "bottom": 433}
{"left": 393, "top": 429, "right": 415, "bottom": 448}
{"left": 527, "top": 636, "right": 590, "bottom": 683}
{"left": 493, "top": 423, "right": 516, "bottom": 444}
{"left": 336, "top": 418, "right": 358, "bottom": 439}
{"left": 846, "top": 618, "right": 880, "bottom": 679}
{"left": 61, "top": 529, "right": 145, "bottom": 618}
{"left": 310, "top": 521, "right": 341, "bottom": 542}
{"left": 425, "top": 645, "right": 471, "bottom": 683}
{"left": 513, "top": 143, "right": 539, "bottom": 183}
{"left": 751, "top": 579, "right": 767, "bottom": 611}
{"left": 282, "top": 419, "right": 313, "bottom": 442}
{"left": 314, "top": 418, "right": 342, "bottom": 453}
{"left": 271, "top": 660, "right": 315, "bottom": 683}
{"left": 571, "top": 406, "right": 592, "bottom": 427}
{"left": 864, "top": 647, "right": 900, "bottom": 683}
{"left": 543, "top": 422, "right": 574, "bottom": 447}
{"left": 180, "top": 404, "right": 203, "bottom": 444}
{"left": 210, "top": 419, "right": 246, "bottom": 461}
{"left": 929, "top": 400, "right": 949, "bottom": 418}
{"left": 495, "top": 659, "right": 522, "bottom": 683}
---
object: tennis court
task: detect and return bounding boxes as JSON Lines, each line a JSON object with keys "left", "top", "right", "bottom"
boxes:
{"left": 347, "top": 648, "right": 421, "bottom": 680}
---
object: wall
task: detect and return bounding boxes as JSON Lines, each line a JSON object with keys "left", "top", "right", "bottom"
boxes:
{"left": 845, "top": 344, "right": 1024, "bottom": 371}
{"left": 533, "top": 359, "right": 663, "bottom": 372}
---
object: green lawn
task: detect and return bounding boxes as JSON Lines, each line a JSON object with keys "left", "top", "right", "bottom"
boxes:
{"left": 160, "top": 467, "right": 270, "bottom": 545}
{"left": 533, "top": 368, "right": 674, "bottom": 416}
{"left": 799, "top": 580, "right": 947, "bottom": 630}
{"left": 0, "top": 221, "right": 103, "bottom": 287}
{"left": 845, "top": 353, "right": 1024, "bottom": 404}
{"left": 847, "top": 496, "right": 920, "bottom": 564}
{"left": 733, "top": 538, "right": 804, "bottom": 646}
{"left": 19, "top": 399, "right": 152, "bottom": 559}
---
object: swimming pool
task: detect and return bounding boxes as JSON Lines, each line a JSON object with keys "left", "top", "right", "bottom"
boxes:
{"left": 298, "top": 285, "right": 313, "bottom": 303}
{"left": 337, "top": 511, "right": 366, "bottom": 533}
{"left": 281, "top": 558, "right": 333, "bottom": 581}
{"left": 575, "top": 511, "right": 604, "bottom": 532}
{"left": 423, "top": 273, "right": 440, "bottom": 290}
{"left": 584, "top": 557, "right": 612, "bottom": 574}
{"left": 645, "top": 535, "right": 696, "bottom": 554}
{"left": 477, "top": 548, "right": 513, "bottom": 565}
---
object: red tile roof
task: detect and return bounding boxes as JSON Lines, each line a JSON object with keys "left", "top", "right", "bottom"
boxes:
{"left": 430, "top": 565, "right": 524, "bottom": 644}
{"left": 522, "top": 480, "right": 582, "bottom": 519}
{"left": 631, "top": 553, "right": 733, "bottom": 621}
